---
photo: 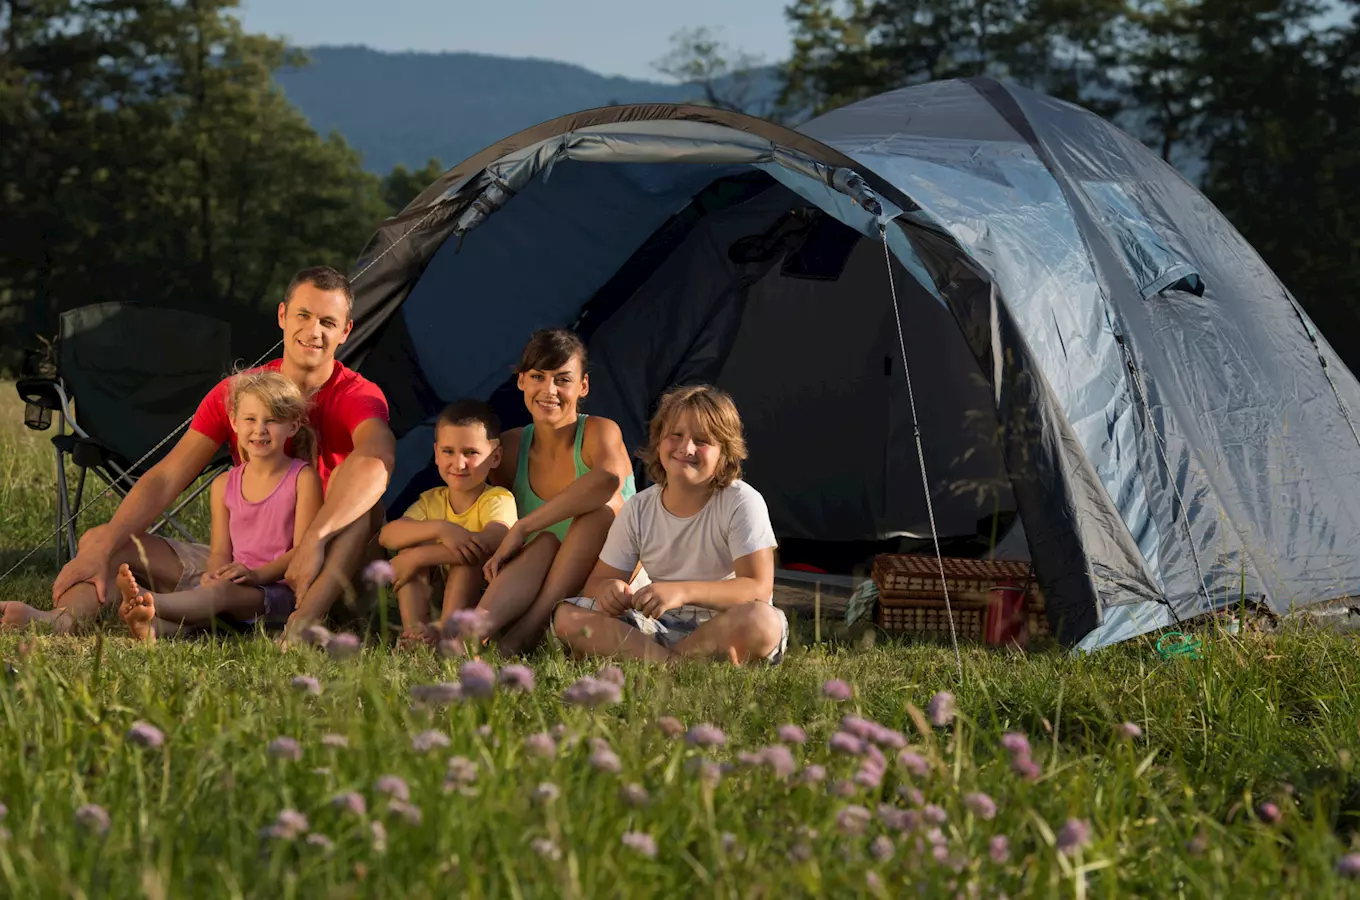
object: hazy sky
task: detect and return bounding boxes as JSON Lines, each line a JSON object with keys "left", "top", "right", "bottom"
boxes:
{"left": 235, "top": 0, "right": 794, "bottom": 81}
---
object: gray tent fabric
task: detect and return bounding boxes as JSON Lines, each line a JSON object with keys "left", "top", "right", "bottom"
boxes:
{"left": 341, "top": 78, "right": 1360, "bottom": 649}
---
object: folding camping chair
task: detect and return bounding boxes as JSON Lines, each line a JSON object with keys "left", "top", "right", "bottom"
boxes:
{"left": 14, "top": 302, "right": 233, "bottom": 566}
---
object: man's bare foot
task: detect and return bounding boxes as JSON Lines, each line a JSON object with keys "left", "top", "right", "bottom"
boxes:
{"left": 0, "top": 602, "right": 58, "bottom": 631}
{"left": 115, "top": 564, "right": 156, "bottom": 643}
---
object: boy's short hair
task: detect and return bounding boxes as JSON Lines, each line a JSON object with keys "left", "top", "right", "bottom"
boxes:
{"left": 641, "top": 384, "right": 747, "bottom": 489}
{"left": 435, "top": 399, "right": 501, "bottom": 442}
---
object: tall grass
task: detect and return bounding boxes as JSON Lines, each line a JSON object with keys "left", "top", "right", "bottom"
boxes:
{"left": 1, "top": 383, "right": 1359, "bottom": 897}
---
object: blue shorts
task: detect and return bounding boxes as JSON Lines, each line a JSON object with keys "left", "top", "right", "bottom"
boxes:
{"left": 253, "top": 582, "right": 296, "bottom": 625}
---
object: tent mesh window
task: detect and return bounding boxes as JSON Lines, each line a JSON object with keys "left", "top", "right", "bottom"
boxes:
{"left": 871, "top": 554, "right": 1050, "bottom": 641}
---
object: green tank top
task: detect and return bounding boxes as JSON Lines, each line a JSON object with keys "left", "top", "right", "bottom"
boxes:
{"left": 513, "top": 414, "right": 635, "bottom": 541}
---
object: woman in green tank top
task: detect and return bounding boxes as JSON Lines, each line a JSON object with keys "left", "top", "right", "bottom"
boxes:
{"left": 470, "top": 329, "right": 636, "bottom": 655}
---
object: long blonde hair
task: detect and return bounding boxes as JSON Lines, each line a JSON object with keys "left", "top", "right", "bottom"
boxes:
{"left": 226, "top": 370, "right": 315, "bottom": 464}
{"left": 640, "top": 384, "right": 747, "bottom": 489}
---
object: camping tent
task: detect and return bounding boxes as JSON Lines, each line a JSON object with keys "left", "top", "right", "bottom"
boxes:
{"left": 338, "top": 76, "right": 1360, "bottom": 650}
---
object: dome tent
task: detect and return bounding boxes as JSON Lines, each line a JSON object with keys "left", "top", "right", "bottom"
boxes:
{"left": 339, "top": 76, "right": 1360, "bottom": 650}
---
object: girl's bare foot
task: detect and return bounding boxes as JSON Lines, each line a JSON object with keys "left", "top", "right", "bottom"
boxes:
{"left": 115, "top": 564, "right": 157, "bottom": 643}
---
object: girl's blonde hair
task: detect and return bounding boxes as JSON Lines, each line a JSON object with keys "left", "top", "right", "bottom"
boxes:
{"left": 227, "top": 370, "right": 315, "bottom": 464}
{"left": 641, "top": 384, "right": 747, "bottom": 489}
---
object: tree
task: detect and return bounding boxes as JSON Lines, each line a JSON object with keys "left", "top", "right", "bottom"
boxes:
{"left": 382, "top": 158, "right": 446, "bottom": 215}
{"left": 0, "top": 0, "right": 388, "bottom": 368}
{"left": 654, "top": 26, "right": 778, "bottom": 118}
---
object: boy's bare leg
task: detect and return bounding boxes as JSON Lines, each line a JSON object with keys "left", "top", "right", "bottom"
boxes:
{"left": 395, "top": 567, "right": 434, "bottom": 650}
{"left": 495, "top": 507, "right": 616, "bottom": 656}
{"left": 552, "top": 604, "right": 674, "bottom": 663}
{"left": 439, "top": 563, "right": 486, "bottom": 620}
{"left": 671, "top": 603, "right": 785, "bottom": 664}
{"left": 287, "top": 505, "right": 384, "bottom": 634}
{"left": 3, "top": 530, "right": 183, "bottom": 633}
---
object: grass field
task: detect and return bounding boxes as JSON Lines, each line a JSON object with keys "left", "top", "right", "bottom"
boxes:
{"left": 2, "top": 384, "right": 1360, "bottom": 898}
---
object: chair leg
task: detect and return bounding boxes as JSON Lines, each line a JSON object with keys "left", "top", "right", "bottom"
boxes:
{"left": 54, "top": 446, "right": 71, "bottom": 564}
{"left": 150, "top": 467, "right": 220, "bottom": 542}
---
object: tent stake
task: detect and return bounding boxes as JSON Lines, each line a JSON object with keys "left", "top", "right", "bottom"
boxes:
{"left": 814, "top": 581, "right": 821, "bottom": 644}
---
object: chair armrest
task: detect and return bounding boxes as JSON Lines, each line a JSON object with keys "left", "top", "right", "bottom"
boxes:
{"left": 15, "top": 377, "right": 64, "bottom": 412}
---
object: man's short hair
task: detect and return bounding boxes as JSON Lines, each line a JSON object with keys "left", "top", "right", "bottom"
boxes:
{"left": 435, "top": 399, "right": 501, "bottom": 442}
{"left": 285, "top": 266, "right": 354, "bottom": 319}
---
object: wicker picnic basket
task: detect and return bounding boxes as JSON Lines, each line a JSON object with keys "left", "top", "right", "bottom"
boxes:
{"left": 871, "top": 554, "right": 1050, "bottom": 642}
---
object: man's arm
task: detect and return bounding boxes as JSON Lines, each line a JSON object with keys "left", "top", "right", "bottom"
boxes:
{"left": 201, "top": 473, "right": 234, "bottom": 578}
{"left": 303, "top": 417, "right": 396, "bottom": 545}
{"left": 52, "top": 429, "right": 221, "bottom": 603}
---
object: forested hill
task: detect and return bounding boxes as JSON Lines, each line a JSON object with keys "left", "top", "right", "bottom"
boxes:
{"left": 273, "top": 45, "right": 765, "bottom": 173}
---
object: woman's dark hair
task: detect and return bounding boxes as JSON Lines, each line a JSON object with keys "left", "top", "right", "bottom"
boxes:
{"left": 517, "top": 328, "right": 587, "bottom": 374}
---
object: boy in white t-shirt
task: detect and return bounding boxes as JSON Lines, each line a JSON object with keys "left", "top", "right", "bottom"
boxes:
{"left": 552, "top": 384, "right": 789, "bottom": 664}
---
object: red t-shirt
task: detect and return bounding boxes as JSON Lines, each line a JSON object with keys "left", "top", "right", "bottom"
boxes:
{"left": 189, "top": 359, "right": 389, "bottom": 490}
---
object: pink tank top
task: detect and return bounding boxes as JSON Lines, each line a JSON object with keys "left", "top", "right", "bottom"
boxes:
{"left": 225, "top": 458, "right": 307, "bottom": 572}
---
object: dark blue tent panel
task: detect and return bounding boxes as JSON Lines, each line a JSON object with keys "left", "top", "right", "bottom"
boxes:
{"left": 341, "top": 79, "right": 1360, "bottom": 649}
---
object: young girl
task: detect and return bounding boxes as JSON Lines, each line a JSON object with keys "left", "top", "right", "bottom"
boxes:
{"left": 460, "top": 329, "right": 636, "bottom": 656}
{"left": 552, "top": 384, "right": 789, "bottom": 664}
{"left": 116, "top": 371, "right": 323, "bottom": 641}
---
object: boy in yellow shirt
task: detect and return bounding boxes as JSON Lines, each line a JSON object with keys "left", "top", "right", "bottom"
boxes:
{"left": 379, "top": 399, "right": 517, "bottom": 649}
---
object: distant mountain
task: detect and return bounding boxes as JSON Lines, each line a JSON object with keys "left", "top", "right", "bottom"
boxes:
{"left": 274, "top": 45, "right": 779, "bottom": 174}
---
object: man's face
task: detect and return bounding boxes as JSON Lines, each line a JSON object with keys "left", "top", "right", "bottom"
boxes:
{"left": 277, "top": 283, "right": 353, "bottom": 368}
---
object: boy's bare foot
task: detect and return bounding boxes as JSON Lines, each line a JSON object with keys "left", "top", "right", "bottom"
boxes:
{"left": 397, "top": 625, "right": 437, "bottom": 653}
{"left": 115, "top": 564, "right": 157, "bottom": 643}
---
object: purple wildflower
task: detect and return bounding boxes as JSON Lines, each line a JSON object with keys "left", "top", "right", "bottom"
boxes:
{"left": 443, "top": 608, "right": 490, "bottom": 641}
{"left": 1257, "top": 802, "right": 1282, "bottom": 825}
{"left": 870, "top": 834, "right": 895, "bottom": 861}
{"left": 822, "top": 679, "right": 853, "bottom": 701}
{"left": 830, "top": 731, "right": 866, "bottom": 755}
{"left": 1338, "top": 854, "right": 1360, "bottom": 878}
{"left": 922, "top": 804, "right": 948, "bottom": 825}
{"left": 926, "top": 691, "right": 955, "bottom": 727}
{"left": 326, "top": 632, "right": 361, "bottom": 660}
{"left": 878, "top": 805, "right": 920, "bottom": 832}
{"left": 1056, "top": 818, "right": 1092, "bottom": 855}
{"left": 800, "top": 764, "right": 827, "bottom": 784}
{"left": 300, "top": 624, "right": 332, "bottom": 646}
{"left": 1000, "top": 732, "right": 1031, "bottom": 757}
{"left": 362, "top": 559, "right": 395, "bottom": 586}
{"left": 305, "top": 833, "right": 334, "bottom": 852}
{"left": 290, "top": 675, "right": 322, "bottom": 696}
{"left": 75, "top": 804, "right": 110, "bottom": 836}
{"left": 446, "top": 756, "right": 478, "bottom": 785}
{"left": 721, "top": 832, "right": 738, "bottom": 854}
{"left": 899, "top": 785, "right": 925, "bottom": 806}
{"left": 387, "top": 800, "right": 423, "bottom": 826}
{"left": 561, "top": 675, "right": 622, "bottom": 708}
{"left": 831, "top": 778, "right": 859, "bottom": 798}
{"left": 532, "top": 837, "right": 562, "bottom": 860}
{"left": 370, "top": 821, "right": 388, "bottom": 853}
{"left": 622, "top": 831, "right": 658, "bottom": 858}
{"left": 267, "top": 737, "right": 303, "bottom": 761}
{"left": 498, "top": 664, "right": 536, "bottom": 693}
{"left": 597, "top": 665, "right": 626, "bottom": 686}
{"left": 458, "top": 661, "right": 496, "bottom": 699}
{"left": 589, "top": 739, "right": 622, "bottom": 774}
{"left": 533, "top": 782, "right": 560, "bottom": 803}
{"left": 1012, "top": 756, "right": 1042, "bottom": 780}
{"left": 776, "top": 724, "right": 807, "bottom": 744}
{"left": 524, "top": 732, "right": 557, "bottom": 759}
{"left": 411, "top": 730, "right": 450, "bottom": 752}
{"left": 685, "top": 724, "right": 727, "bottom": 748}
{"left": 656, "top": 716, "right": 685, "bottom": 738}
{"left": 411, "top": 682, "right": 462, "bottom": 704}
{"left": 897, "top": 750, "right": 929, "bottom": 777}
{"left": 1119, "top": 721, "right": 1144, "bottom": 739}
{"left": 842, "top": 715, "right": 875, "bottom": 739}
{"left": 321, "top": 733, "right": 349, "bottom": 749}
{"left": 126, "top": 721, "right": 164, "bottom": 749}
{"left": 964, "top": 792, "right": 997, "bottom": 820}
{"left": 263, "top": 808, "right": 309, "bottom": 841}
{"left": 620, "top": 783, "right": 649, "bottom": 807}
{"left": 689, "top": 758, "right": 724, "bottom": 787}
{"left": 837, "top": 805, "right": 872, "bottom": 835}
{"left": 331, "top": 792, "right": 366, "bottom": 816}
{"left": 376, "top": 775, "right": 410, "bottom": 802}
{"left": 756, "top": 744, "right": 798, "bottom": 779}
{"left": 989, "top": 834, "right": 1011, "bottom": 863}
{"left": 866, "top": 872, "right": 884, "bottom": 892}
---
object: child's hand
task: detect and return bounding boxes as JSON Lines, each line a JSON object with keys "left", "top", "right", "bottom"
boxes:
{"left": 439, "top": 524, "right": 485, "bottom": 567}
{"left": 595, "top": 579, "right": 634, "bottom": 617}
{"left": 213, "top": 562, "right": 259, "bottom": 586}
{"left": 632, "top": 583, "right": 687, "bottom": 619}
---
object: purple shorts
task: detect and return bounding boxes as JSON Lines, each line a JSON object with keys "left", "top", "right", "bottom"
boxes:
{"left": 257, "top": 582, "right": 297, "bottom": 625}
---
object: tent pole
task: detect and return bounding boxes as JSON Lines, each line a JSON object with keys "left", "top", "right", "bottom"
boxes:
{"left": 879, "top": 224, "right": 965, "bottom": 684}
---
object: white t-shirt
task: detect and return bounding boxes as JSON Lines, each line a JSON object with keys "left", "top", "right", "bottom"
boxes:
{"left": 599, "top": 480, "right": 778, "bottom": 601}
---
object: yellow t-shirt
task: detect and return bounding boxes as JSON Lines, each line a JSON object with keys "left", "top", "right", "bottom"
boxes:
{"left": 402, "top": 485, "right": 518, "bottom": 532}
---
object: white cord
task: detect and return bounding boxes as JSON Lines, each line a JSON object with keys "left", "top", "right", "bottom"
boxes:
{"left": 879, "top": 224, "right": 964, "bottom": 683}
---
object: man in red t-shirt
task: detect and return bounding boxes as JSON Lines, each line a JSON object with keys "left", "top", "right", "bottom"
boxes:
{"left": 3, "top": 266, "right": 396, "bottom": 639}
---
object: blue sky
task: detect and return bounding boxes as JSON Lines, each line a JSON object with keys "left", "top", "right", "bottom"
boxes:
{"left": 235, "top": 0, "right": 794, "bottom": 81}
